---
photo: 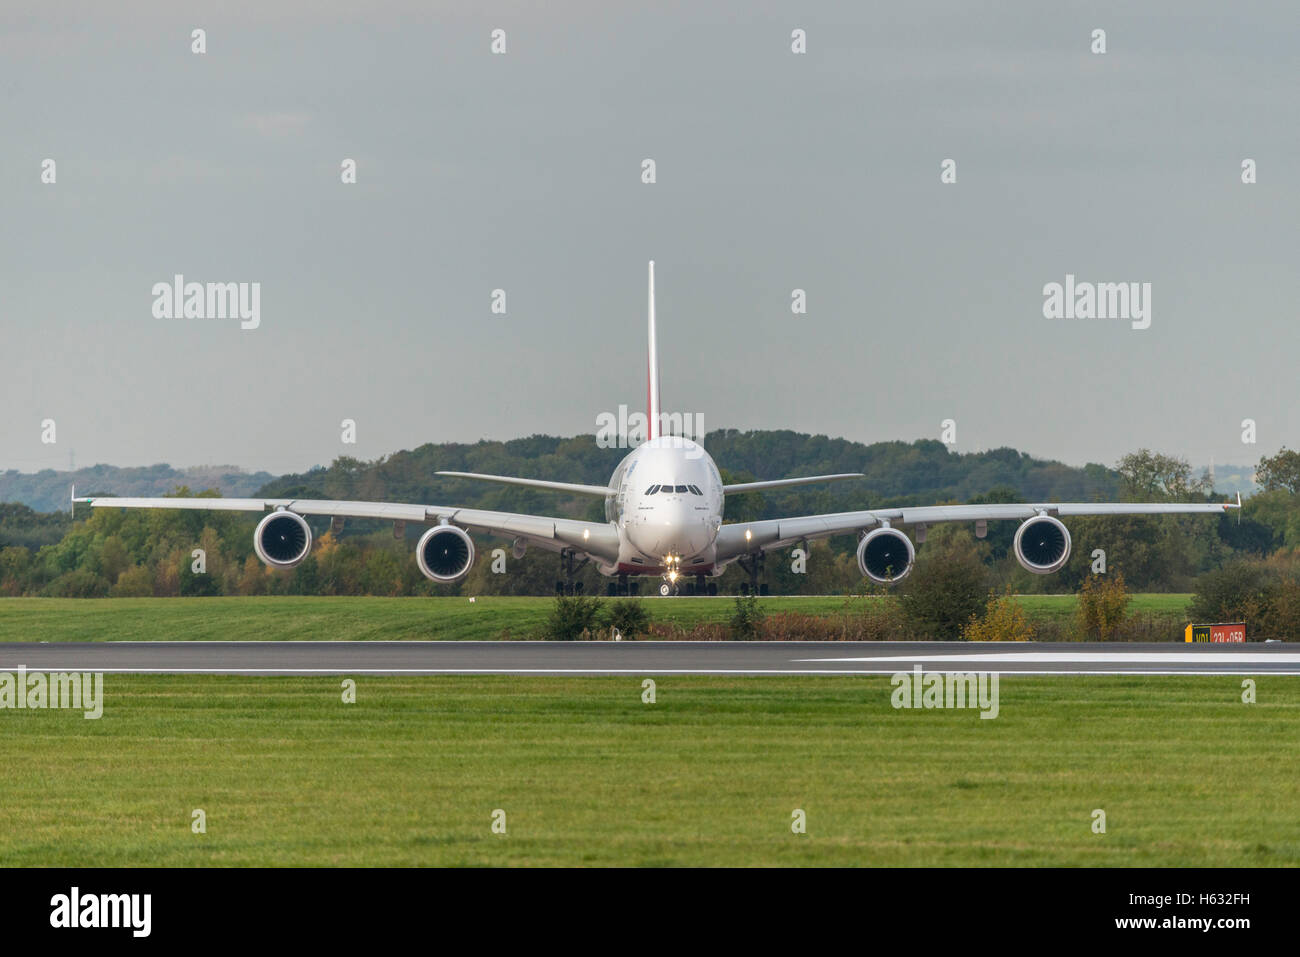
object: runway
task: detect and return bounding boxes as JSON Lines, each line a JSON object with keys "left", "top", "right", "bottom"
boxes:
{"left": 1, "top": 641, "right": 1299, "bottom": 675}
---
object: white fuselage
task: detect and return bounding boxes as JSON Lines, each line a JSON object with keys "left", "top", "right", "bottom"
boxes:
{"left": 604, "top": 436, "right": 724, "bottom": 576}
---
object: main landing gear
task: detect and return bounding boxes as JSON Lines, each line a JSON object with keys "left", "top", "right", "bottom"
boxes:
{"left": 555, "top": 548, "right": 590, "bottom": 596}
{"left": 736, "top": 553, "right": 769, "bottom": 596}
{"left": 606, "top": 575, "right": 640, "bottom": 597}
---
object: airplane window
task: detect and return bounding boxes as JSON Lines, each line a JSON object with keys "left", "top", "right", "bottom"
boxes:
{"left": 644, "top": 485, "right": 659, "bottom": 495}
{"left": 675, "top": 485, "right": 688, "bottom": 493}
{"left": 689, "top": 485, "right": 702, "bottom": 495}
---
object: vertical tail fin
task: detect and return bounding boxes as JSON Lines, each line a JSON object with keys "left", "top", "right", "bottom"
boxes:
{"left": 647, "top": 260, "right": 660, "bottom": 441}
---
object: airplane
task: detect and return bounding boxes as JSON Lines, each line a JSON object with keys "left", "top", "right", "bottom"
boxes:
{"left": 74, "top": 261, "right": 1241, "bottom": 598}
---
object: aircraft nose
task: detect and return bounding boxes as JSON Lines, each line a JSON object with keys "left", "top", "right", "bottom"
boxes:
{"left": 630, "top": 500, "right": 714, "bottom": 558}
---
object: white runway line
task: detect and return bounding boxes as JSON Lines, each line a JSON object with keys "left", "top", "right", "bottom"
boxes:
{"left": 1, "top": 668, "right": 1299, "bottom": 676}
{"left": 796, "top": 651, "right": 1300, "bottom": 664}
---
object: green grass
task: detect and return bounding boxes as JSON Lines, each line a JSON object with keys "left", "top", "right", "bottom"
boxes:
{"left": 1, "top": 674, "right": 1296, "bottom": 866}
{"left": 1016, "top": 593, "right": 1191, "bottom": 623}
{"left": 0, "top": 594, "right": 1194, "bottom": 643}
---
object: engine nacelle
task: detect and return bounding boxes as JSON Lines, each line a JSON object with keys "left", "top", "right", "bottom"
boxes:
{"left": 254, "top": 510, "right": 313, "bottom": 568}
{"left": 856, "top": 527, "right": 915, "bottom": 584}
{"left": 1013, "top": 515, "right": 1071, "bottom": 574}
{"left": 417, "top": 525, "right": 475, "bottom": 583}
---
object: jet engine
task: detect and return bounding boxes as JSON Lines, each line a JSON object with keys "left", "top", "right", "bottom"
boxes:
{"left": 254, "top": 510, "right": 313, "bottom": 568}
{"left": 416, "top": 525, "right": 475, "bottom": 583}
{"left": 1013, "top": 515, "right": 1071, "bottom": 574}
{"left": 856, "top": 527, "right": 915, "bottom": 584}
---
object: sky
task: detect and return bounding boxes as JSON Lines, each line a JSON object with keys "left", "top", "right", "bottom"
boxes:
{"left": 2, "top": 1, "right": 1296, "bottom": 477}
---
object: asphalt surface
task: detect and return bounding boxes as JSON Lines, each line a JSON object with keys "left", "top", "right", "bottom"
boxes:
{"left": 1, "top": 641, "right": 1299, "bottom": 675}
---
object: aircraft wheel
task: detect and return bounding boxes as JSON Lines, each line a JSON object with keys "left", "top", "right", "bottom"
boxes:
{"left": 659, "top": 583, "right": 671, "bottom": 597}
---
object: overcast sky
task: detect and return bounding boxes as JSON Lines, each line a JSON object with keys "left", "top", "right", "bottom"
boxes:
{"left": 2, "top": 0, "right": 1296, "bottom": 477}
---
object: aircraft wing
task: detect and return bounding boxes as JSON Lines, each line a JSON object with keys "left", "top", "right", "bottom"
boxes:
{"left": 714, "top": 498, "right": 1241, "bottom": 562}
{"left": 435, "top": 471, "right": 616, "bottom": 497}
{"left": 71, "top": 494, "right": 622, "bottom": 564}
{"left": 721, "top": 473, "right": 864, "bottom": 494}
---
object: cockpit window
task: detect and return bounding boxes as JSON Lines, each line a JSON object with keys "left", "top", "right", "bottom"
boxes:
{"left": 644, "top": 485, "right": 659, "bottom": 495}
{"left": 675, "top": 485, "right": 689, "bottom": 494}
{"left": 688, "top": 485, "right": 702, "bottom": 495}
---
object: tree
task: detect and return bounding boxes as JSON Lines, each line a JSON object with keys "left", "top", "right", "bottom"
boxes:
{"left": 965, "top": 487, "right": 1023, "bottom": 561}
{"left": 0, "top": 546, "right": 30, "bottom": 596}
{"left": 543, "top": 594, "right": 604, "bottom": 640}
{"left": 43, "top": 568, "right": 110, "bottom": 598}
{"left": 237, "top": 555, "right": 267, "bottom": 596}
{"left": 360, "top": 550, "right": 402, "bottom": 596}
{"left": 603, "top": 598, "right": 651, "bottom": 640}
{"left": 179, "top": 562, "right": 222, "bottom": 597}
{"left": 1074, "top": 572, "right": 1130, "bottom": 640}
{"left": 110, "top": 565, "right": 154, "bottom": 597}
{"left": 99, "top": 535, "right": 130, "bottom": 583}
{"left": 1189, "top": 562, "right": 1270, "bottom": 626}
{"left": 965, "top": 588, "right": 1036, "bottom": 642}
{"left": 1261, "top": 571, "right": 1300, "bottom": 642}
{"left": 1116, "top": 449, "right": 1206, "bottom": 501}
{"left": 1242, "top": 491, "right": 1300, "bottom": 551}
{"left": 717, "top": 469, "right": 765, "bottom": 523}
{"left": 898, "top": 544, "right": 988, "bottom": 640}
{"left": 729, "top": 594, "right": 765, "bottom": 640}
{"left": 1256, "top": 448, "right": 1300, "bottom": 494}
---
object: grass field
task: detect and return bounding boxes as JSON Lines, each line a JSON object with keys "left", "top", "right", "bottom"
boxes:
{"left": 1015, "top": 593, "right": 1191, "bottom": 623}
{"left": 0, "top": 594, "right": 1194, "bottom": 643}
{"left": 0, "top": 674, "right": 1295, "bottom": 866}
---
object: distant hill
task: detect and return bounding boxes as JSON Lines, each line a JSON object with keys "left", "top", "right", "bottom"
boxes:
{"left": 0, "top": 432, "right": 1153, "bottom": 520}
{"left": 0, "top": 464, "right": 276, "bottom": 514}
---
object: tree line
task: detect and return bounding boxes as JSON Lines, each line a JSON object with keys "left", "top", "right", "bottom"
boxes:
{"left": 0, "top": 439, "right": 1297, "bottom": 599}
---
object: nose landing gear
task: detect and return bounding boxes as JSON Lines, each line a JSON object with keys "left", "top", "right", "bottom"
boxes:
{"left": 659, "top": 553, "right": 683, "bottom": 597}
